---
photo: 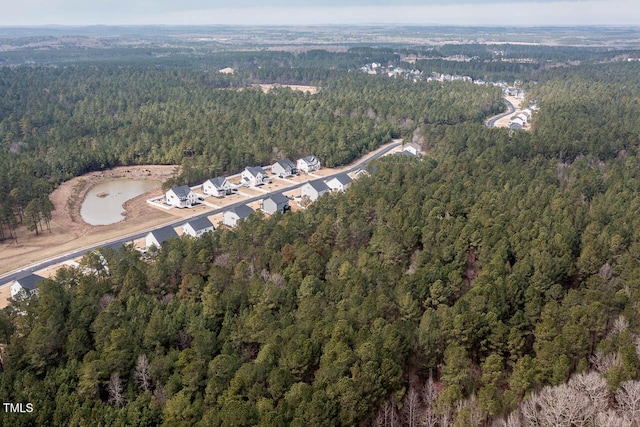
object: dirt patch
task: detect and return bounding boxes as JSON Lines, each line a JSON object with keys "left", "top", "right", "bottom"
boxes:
{"left": 0, "top": 165, "right": 178, "bottom": 276}
{"left": 254, "top": 84, "right": 320, "bottom": 94}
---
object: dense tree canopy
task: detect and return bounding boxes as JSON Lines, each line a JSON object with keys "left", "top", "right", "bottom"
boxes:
{"left": 2, "top": 50, "right": 640, "bottom": 426}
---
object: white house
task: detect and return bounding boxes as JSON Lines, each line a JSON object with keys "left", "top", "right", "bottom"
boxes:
{"left": 146, "top": 226, "right": 179, "bottom": 248}
{"left": 300, "top": 180, "right": 330, "bottom": 202}
{"left": 241, "top": 166, "right": 270, "bottom": 187}
{"left": 402, "top": 142, "right": 422, "bottom": 157}
{"left": 202, "top": 177, "right": 236, "bottom": 197}
{"left": 325, "top": 173, "right": 352, "bottom": 193}
{"left": 223, "top": 205, "right": 254, "bottom": 228}
{"left": 182, "top": 217, "right": 215, "bottom": 238}
{"left": 271, "top": 159, "right": 297, "bottom": 178}
{"left": 262, "top": 194, "right": 290, "bottom": 215}
{"left": 297, "top": 155, "right": 321, "bottom": 173}
{"left": 10, "top": 274, "right": 45, "bottom": 299}
{"left": 166, "top": 185, "right": 198, "bottom": 208}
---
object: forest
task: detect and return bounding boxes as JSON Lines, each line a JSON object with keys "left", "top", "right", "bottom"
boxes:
{"left": 2, "top": 43, "right": 640, "bottom": 426}
{"left": 0, "top": 64, "right": 502, "bottom": 240}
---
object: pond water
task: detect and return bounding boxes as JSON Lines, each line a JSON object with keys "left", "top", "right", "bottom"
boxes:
{"left": 80, "top": 179, "right": 160, "bottom": 225}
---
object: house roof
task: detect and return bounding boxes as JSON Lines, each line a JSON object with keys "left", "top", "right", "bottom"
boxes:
{"left": 228, "top": 204, "right": 254, "bottom": 219}
{"left": 306, "top": 180, "right": 330, "bottom": 193}
{"left": 265, "top": 193, "right": 289, "bottom": 205}
{"left": 274, "top": 159, "right": 296, "bottom": 169}
{"left": 206, "top": 177, "right": 228, "bottom": 188}
{"left": 300, "top": 155, "right": 319, "bottom": 164}
{"left": 404, "top": 142, "right": 422, "bottom": 152}
{"left": 328, "top": 173, "right": 352, "bottom": 186}
{"left": 15, "top": 274, "right": 45, "bottom": 291}
{"left": 245, "top": 166, "right": 267, "bottom": 177}
{"left": 170, "top": 185, "right": 192, "bottom": 199}
{"left": 185, "top": 217, "right": 214, "bottom": 232}
{"left": 148, "top": 226, "right": 179, "bottom": 244}
{"left": 396, "top": 150, "right": 418, "bottom": 157}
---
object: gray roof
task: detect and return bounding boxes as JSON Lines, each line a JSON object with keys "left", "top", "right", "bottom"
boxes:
{"left": 206, "top": 177, "right": 228, "bottom": 188}
{"left": 306, "top": 180, "right": 330, "bottom": 193}
{"left": 148, "top": 226, "right": 179, "bottom": 244}
{"left": 328, "top": 173, "right": 352, "bottom": 186}
{"left": 395, "top": 150, "right": 417, "bottom": 157}
{"left": 301, "top": 155, "right": 318, "bottom": 164}
{"left": 185, "top": 217, "right": 214, "bottom": 232}
{"left": 245, "top": 166, "right": 267, "bottom": 177}
{"left": 15, "top": 274, "right": 45, "bottom": 291}
{"left": 170, "top": 185, "right": 192, "bottom": 199}
{"left": 228, "top": 204, "right": 254, "bottom": 219}
{"left": 275, "top": 159, "right": 296, "bottom": 169}
{"left": 265, "top": 193, "right": 289, "bottom": 205}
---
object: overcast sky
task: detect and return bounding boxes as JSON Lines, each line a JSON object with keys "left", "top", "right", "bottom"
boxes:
{"left": 1, "top": 0, "right": 638, "bottom": 26}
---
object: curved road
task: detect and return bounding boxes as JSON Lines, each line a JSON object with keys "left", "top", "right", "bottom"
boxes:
{"left": 0, "top": 140, "right": 401, "bottom": 287}
{"left": 486, "top": 98, "right": 515, "bottom": 128}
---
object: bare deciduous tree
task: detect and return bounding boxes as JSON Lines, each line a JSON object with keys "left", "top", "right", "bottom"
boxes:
{"left": 590, "top": 349, "right": 621, "bottom": 373}
{"left": 616, "top": 380, "right": 640, "bottom": 423}
{"left": 402, "top": 386, "right": 421, "bottom": 427}
{"left": 521, "top": 383, "right": 593, "bottom": 427}
{"left": 108, "top": 372, "right": 126, "bottom": 408}
{"left": 421, "top": 375, "right": 440, "bottom": 427}
{"left": 595, "top": 410, "right": 632, "bottom": 427}
{"left": 568, "top": 371, "right": 609, "bottom": 414}
{"left": 135, "top": 353, "right": 152, "bottom": 391}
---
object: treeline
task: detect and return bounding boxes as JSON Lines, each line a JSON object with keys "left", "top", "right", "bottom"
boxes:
{"left": 0, "top": 64, "right": 501, "bottom": 237}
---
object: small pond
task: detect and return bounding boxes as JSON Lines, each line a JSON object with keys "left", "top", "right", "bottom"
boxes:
{"left": 80, "top": 179, "right": 160, "bottom": 225}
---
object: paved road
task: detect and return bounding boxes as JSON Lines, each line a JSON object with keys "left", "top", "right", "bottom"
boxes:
{"left": 0, "top": 141, "right": 401, "bottom": 287}
{"left": 486, "top": 98, "right": 515, "bottom": 128}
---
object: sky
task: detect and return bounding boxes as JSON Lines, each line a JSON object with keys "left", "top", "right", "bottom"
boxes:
{"left": 1, "top": 0, "right": 638, "bottom": 26}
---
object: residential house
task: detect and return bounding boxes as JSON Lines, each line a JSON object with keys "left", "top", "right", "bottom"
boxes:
{"left": 300, "top": 180, "right": 330, "bottom": 202}
{"left": 223, "top": 205, "right": 254, "bottom": 228}
{"left": 271, "top": 159, "right": 297, "bottom": 178}
{"left": 182, "top": 217, "right": 215, "bottom": 238}
{"left": 10, "top": 274, "right": 45, "bottom": 299}
{"left": 325, "top": 173, "right": 353, "bottom": 192}
{"left": 261, "top": 194, "right": 290, "bottom": 215}
{"left": 146, "top": 226, "right": 179, "bottom": 248}
{"left": 402, "top": 142, "right": 422, "bottom": 156}
{"left": 241, "top": 166, "right": 270, "bottom": 187}
{"left": 166, "top": 185, "right": 198, "bottom": 208}
{"left": 203, "top": 177, "right": 236, "bottom": 197}
{"left": 297, "top": 155, "right": 321, "bottom": 173}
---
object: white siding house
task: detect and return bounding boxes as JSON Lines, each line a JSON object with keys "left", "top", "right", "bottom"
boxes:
{"left": 202, "top": 177, "right": 236, "bottom": 197}
{"left": 10, "top": 274, "right": 45, "bottom": 299}
{"left": 223, "top": 205, "right": 254, "bottom": 228}
{"left": 182, "top": 217, "right": 215, "bottom": 238}
{"left": 402, "top": 143, "right": 422, "bottom": 156}
{"left": 301, "top": 180, "right": 330, "bottom": 202}
{"left": 261, "top": 194, "right": 290, "bottom": 215}
{"left": 325, "top": 173, "right": 352, "bottom": 192}
{"left": 271, "top": 159, "right": 297, "bottom": 177}
{"left": 146, "top": 226, "right": 179, "bottom": 248}
{"left": 297, "top": 156, "right": 321, "bottom": 173}
{"left": 166, "top": 185, "right": 198, "bottom": 208}
{"left": 241, "top": 167, "right": 270, "bottom": 187}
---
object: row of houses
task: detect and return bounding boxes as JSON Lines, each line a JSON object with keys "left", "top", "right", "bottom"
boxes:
{"left": 165, "top": 155, "right": 322, "bottom": 208}
{"left": 509, "top": 108, "right": 533, "bottom": 130}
